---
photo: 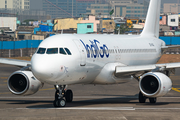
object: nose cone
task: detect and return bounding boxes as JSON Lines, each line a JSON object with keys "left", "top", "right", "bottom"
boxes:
{"left": 31, "top": 54, "right": 54, "bottom": 82}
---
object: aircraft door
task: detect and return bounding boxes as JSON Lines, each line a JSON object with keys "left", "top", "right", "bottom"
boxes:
{"left": 73, "top": 40, "right": 86, "bottom": 66}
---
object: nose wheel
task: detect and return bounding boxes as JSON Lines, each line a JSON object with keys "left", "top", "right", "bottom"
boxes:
{"left": 53, "top": 85, "right": 73, "bottom": 107}
{"left": 53, "top": 99, "right": 66, "bottom": 107}
{"left": 65, "top": 89, "right": 73, "bottom": 103}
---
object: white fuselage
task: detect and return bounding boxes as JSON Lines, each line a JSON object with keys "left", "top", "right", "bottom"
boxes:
{"left": 31, "top": 34, "right": 164, "bottom": 85}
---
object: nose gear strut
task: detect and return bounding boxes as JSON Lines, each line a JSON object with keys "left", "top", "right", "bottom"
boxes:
{"left": 53, "top": 85, "right": 73, "bottom": 107}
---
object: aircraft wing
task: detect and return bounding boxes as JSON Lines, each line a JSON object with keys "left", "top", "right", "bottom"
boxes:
{"left": 0, "top": 58, "right": 31, "bottom": 67}
{"left": 162, "top": 45, "right": 180, "bottom": 51}
{"left": 115, "top": 62, "right": 180, "bottom": 77}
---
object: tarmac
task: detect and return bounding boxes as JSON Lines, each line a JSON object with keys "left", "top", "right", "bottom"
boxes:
{"left": 0, "top": 64, "right": 180, "bottom": 120}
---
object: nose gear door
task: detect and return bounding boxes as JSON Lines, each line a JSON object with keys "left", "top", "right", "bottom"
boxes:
{"left": 73, "top": 39, "right": 86, "bottom": 66}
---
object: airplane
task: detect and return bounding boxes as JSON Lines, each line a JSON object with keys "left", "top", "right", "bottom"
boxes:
{"left": 2, "top": 0, "right": 180, "bottom": 107}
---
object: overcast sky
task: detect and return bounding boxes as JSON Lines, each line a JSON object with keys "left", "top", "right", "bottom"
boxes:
{"left": 30, "top": 0, "right": 180, "bottom": 10}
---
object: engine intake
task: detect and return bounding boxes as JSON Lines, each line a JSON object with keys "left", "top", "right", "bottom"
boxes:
{"left": 139, "top": 72, "right": 172, "bottom": 98}
{"left": 8, "top": 71, "right": 43, "bottom": 96}
{"left": 141, "top": 75, "right": 159, "bottom": 94}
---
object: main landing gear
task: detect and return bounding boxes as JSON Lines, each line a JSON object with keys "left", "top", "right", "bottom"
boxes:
{"left": 139, "top": 91, "right": 157, "bottom": 104}
{"left": 53, "top": 85, "right": 73, "bottom": 107}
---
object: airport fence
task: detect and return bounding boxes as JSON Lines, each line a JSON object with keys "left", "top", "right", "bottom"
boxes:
{"left": 159, "top": 36, "right": 180, "bottom": 45}
{"left": 159, "top": 36, "right": 180, "bottom": 54}
{"left": 0, "top": 40, "right": 42, "bottom": 57}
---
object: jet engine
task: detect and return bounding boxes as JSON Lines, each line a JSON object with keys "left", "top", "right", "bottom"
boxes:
{"left": 139, "top": 72, "right": 172, "bottom": 98}
{"left": 8, "top": 70, "right": 43, "bottom": 96}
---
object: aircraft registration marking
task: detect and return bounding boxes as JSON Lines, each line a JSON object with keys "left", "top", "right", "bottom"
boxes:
{"left": 64, "top": 66, "right": 68, "bottom": 73}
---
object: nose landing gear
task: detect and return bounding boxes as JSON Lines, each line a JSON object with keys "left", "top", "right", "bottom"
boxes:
{"left": 53, "top": 85, "right": 73, "bottom": 107}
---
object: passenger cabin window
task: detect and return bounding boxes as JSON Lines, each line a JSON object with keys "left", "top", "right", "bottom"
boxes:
{"left": 60, "top": 48, "right": 67, "bottom": 55}
{"left": 37, "top": 48, "right": 46, "bottom": 54}
{"left": 46, "top": 48, "right": 58, "bottom": 54}
{"left": 64, "top": 48, "right": 72, "bottom": 55}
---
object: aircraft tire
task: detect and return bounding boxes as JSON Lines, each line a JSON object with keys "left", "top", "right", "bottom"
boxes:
{"left": 53, "top": 99, "right": 66, "bottom": 107}
{"left": 149, "top": 97, "right": 157, "bottom": 103}
{"left": 59, "top": 99, "right": 66, "bottom": 107}
{"left": 55, "top": 90, "right": 59, "bottom": 100}
{"left": 53, "top": 100, "right": 58, "bottom": 107}
{"left": 139, "top": 91, "right": 146, "bottom": 103}
{"left": 65, "top": 89, "right": 73, "bottom": 103}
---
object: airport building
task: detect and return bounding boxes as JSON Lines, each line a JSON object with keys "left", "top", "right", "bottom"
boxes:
{"left": 125, "top": 3, "right": 148, "bottom": 17}
{"left": 110, "top": 0, "right": 148, "bottom": 17}
{"left": 0, "top": 0, "right": 47, "bottom": 22}
{"left": 0, "top": 0, "right": 35, "bottom": 22}
{"left": 163, "top": 3, "right": 180, "bottom": 14}
{"left": 0, "top": 0, "right": 30, "bottom": 10}
{"left": 42, "top": 0, "right": 107, "bottom": 18}
{"left": 86, "top": 4, "right": 112, "bottom": 17}
{"left": 0, "top": 9, "right": 51, "bottom": 22}
{"left": 86, "top": 0, "right": 149, "bottom": 18}
{"left": 0, "top": 17, "right": 17, "bottom": 31}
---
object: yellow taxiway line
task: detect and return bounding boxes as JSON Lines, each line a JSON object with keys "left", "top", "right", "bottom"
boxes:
{"left": 172, "top": 87, "right": 180, "bottom": 93}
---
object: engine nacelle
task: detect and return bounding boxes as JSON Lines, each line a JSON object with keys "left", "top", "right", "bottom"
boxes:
{"left": 8, "top": 70, "right": 43, "bottom": 96}
{"left": 139, "top": 72, "right": 172, "bottom": 98}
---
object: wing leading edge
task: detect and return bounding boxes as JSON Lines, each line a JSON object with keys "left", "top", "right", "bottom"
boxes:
{"left": 0, "top": 58, "right": 31, "bottom": 67}
{"left": 115, "top": 62, "right": 180, "bottom": 77}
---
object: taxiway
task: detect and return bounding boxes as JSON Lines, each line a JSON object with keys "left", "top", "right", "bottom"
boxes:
{"left": 0, "top": 64, "right": 180, "bottom": 120}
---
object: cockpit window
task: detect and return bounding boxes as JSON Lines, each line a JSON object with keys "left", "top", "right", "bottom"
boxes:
{"left": 59, "top": 48, "right": 67, "bottom": 55}
{"left": 64, "top": 48, "right": 72, "bottom": 55}
{"left": 46, "top": 48, "right": 58, "bottom": 54}
{"left": 37, "top": 48, "right": 46, "bottom": 54}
